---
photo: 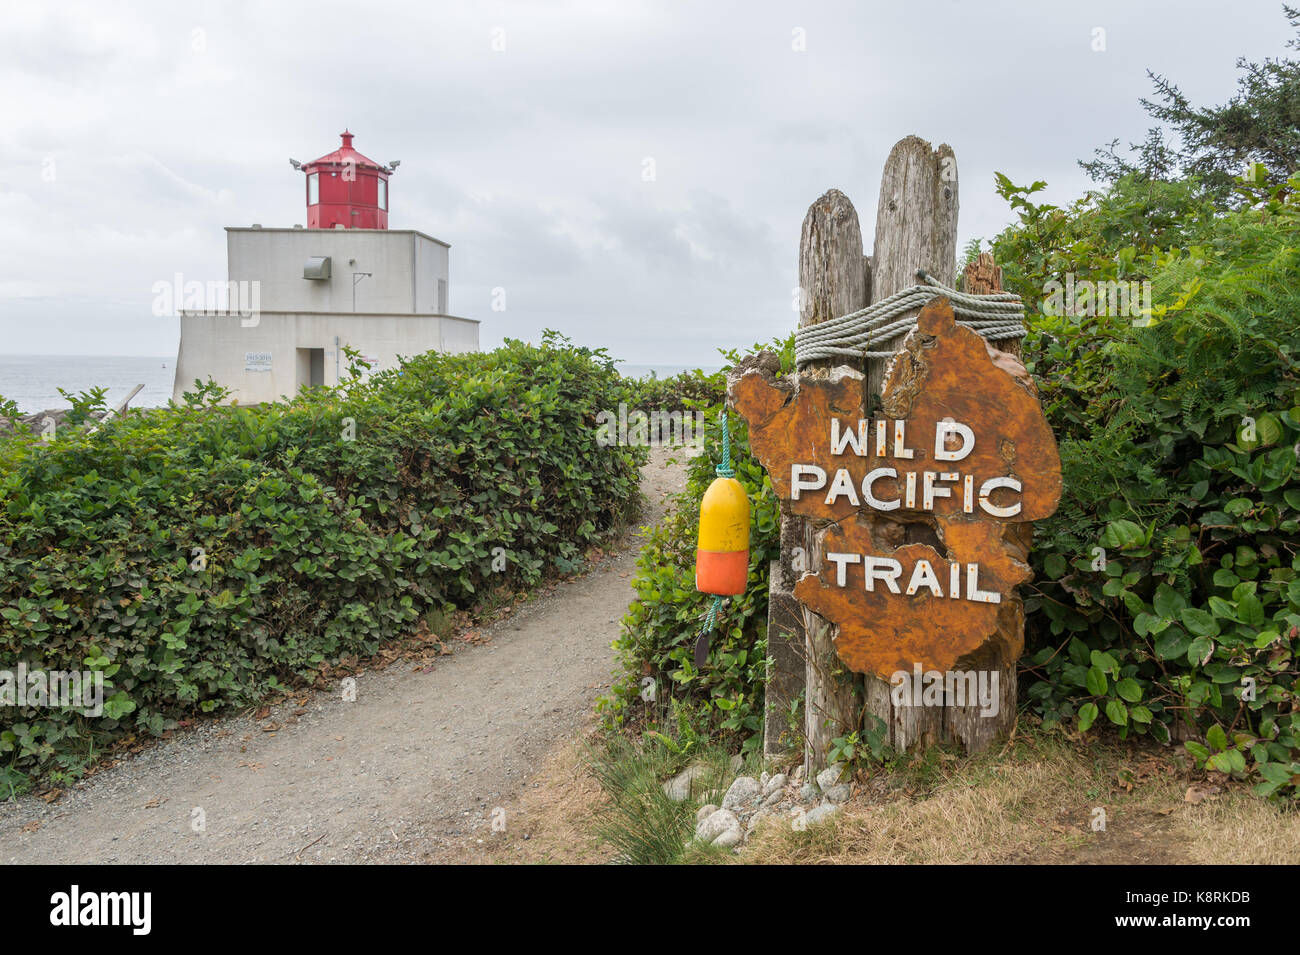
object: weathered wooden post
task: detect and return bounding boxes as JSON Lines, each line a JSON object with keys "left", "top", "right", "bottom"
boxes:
{"left": 858, "top": 137, "right": 959, "bottom": 754}
{"left": 735, "top": 136, "right": 1061, "bottom": 771}
{"left": 787, "top": 189, "right": 869, "bottom": 765}
{"left": 757, "top": 189, "right": 866, "bottom": 760}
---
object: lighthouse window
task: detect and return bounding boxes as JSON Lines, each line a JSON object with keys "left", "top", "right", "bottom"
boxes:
{"left": 307, "top": 172, "right": 319, "bottom": 205}
{"left": 377, "top": 178, "right": 387, "bottom": 211}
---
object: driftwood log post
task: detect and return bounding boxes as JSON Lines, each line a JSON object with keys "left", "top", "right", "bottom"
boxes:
{"left": 738, "top": 136, "right": 1055, "bottom": 770}
{"left": 758, "top": 188, "right": 867, "bottom": 760}
{"left": 859, "top": 137, "right": 960, "bottom": 751}
{"left": 786, "top": 190, "right": 869, "bottom": 766}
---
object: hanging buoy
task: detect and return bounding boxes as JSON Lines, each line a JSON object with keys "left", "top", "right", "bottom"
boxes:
{"left": 693, "top": 411, "right": 749, "bottom": 667}
{"left": 696, "top": 475, "right": 750, "bottom": 596}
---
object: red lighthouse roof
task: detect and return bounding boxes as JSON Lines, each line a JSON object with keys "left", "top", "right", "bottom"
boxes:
{"left": 299, "top": 130, "right": 392, "bottom": 229}
{"left": 305, "top": 129, "right": 386, "bottom": 171}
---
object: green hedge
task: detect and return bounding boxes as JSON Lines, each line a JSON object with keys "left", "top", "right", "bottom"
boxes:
{"left": 620, "top": 368, "right": 723, "bottom": 417}
{"left": 0, "top": 333, "right": 644, "bottom": 788}
{"left": 995, "top": 170, "right": 1300, "bottom": 800}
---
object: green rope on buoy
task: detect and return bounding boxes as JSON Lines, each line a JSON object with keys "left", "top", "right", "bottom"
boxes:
{"left": 715, "top": 409, "right": 734, "bottom": 478}
{"left": 704, "top": 594, "right": 722, "bottom": 631}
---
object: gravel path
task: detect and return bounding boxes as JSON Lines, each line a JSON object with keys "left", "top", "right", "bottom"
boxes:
{"left": 0, "top": 447, "right": 690, "bottom": 864}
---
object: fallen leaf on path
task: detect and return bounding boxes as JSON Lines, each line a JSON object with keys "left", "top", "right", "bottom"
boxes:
{"left": 1185, "top": 784, "right": 1221, "bottom": 804}
{"left": 22, "top": 821, "right": 40, "bottom": 833}
{"left": 238, "top": 761, "right": 264, "bottom": 772}
{"left": 254, "top": 706, "right": 271, "bottom": 720}
{"left": 143, "top": 796, "right": 166, "bottom": 809}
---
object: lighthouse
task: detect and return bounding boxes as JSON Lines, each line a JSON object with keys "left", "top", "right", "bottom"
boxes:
{"left": 172, "top": 131, "right": 478, "bottom": 404}
{"left": 300, "top": 129, "right": 391, "bottom": 230}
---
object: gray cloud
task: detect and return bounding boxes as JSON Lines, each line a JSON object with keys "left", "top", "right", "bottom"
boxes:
{"left": 0, "top": 0, "right": 1288, "bottom": 368}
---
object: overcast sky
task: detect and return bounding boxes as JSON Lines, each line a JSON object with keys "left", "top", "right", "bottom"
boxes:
{"left": 0, "top": 0, "right": 1291, "bottom": 367}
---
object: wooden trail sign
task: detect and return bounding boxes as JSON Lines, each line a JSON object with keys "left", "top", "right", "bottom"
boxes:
{"left": 733, "top": 297, "right": 1061, "bottom": 680}
{"left": 731, "top": 136, "right": 1061, "bottom": 768}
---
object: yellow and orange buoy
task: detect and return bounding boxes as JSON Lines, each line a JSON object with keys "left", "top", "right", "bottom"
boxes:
{"left": 696, "top": 473, "right": 750, "bottom": 596}
{"left": 695, "top": 411, "right": 750, "bottom": 596}
{"left": 692, "top": 412, "right": 750, "bottom": 667}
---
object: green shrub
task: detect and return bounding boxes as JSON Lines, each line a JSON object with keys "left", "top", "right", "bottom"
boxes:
{"left": 995, "top": 169, "right": 1300, "bottom": 800}
{"left": 599, "top": 339, "right": 789, "bottom": 754}
{"left": 0, "top": 332, "right": 644, "bottom": 788}
{"left": 621, "top": 368, "right": 724, "bottom": 417}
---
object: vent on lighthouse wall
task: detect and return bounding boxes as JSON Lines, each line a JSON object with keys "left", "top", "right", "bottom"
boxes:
{"left": 304, "top": 256, "right": 332, "bottom": 280}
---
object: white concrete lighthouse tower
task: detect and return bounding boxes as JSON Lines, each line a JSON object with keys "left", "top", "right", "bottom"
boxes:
{"left": 172, "top": 131, "right": 478, "bottom": 404}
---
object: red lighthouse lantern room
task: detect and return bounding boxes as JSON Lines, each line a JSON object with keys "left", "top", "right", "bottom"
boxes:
{"left": 298, "top": 130, "right": 393, "bottom": 230}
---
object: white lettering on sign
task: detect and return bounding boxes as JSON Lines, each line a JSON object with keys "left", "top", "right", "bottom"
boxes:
{"left": 244, "top": 351, "right": 272, "bottom": 372}
{"left": 978, "top": 476, "right": 1023, "bottom": 517}
{"left": 893, "top": 420, "right": 915, "bottom": 459}
{"left": 934, "top": 418, "right": 975, "bottom": 461}
{"left": 790, "top": 418, "right": 1023, "bottom": 518}
{"left": 790, "top": 464, "right": 826, "bottom": 499}
{"left": 830, "top": 418, "right": 866, "bottom": 456}
{"left": 825, "top": 468, "right": 859, "bottom": 506}
{"left": 827, "top": 552, "right": 1001, "bottom": 605}
{"left": 863, "top": 467, "right": 899, "bottom": 510}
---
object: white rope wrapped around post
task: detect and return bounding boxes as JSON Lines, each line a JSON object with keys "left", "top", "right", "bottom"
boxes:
{"left": 794, "top": 269, "right": 1026, "bottom": 367}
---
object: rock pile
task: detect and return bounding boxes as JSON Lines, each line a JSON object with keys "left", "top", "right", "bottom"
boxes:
{"left": 682, "top": 763, "right": 852, "bottom": 852}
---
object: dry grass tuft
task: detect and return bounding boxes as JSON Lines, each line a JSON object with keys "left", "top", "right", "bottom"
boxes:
{"left": 743, "top": 728, "right": 1296, "bottom": 866}
{"left": 1178, "top": 792, "right": 1300, "bottom": 865}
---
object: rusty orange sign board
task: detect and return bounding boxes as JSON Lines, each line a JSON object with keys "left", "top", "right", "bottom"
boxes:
{"left": 732, "top": 298, "right": 1062, "bottom": 679}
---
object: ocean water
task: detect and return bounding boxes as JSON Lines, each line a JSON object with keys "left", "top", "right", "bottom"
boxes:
{"left": 0, "top": 355, "right": 176, "bottom": 415}
{"left": 0, "top": 356, "right": 719, "bottom": 416}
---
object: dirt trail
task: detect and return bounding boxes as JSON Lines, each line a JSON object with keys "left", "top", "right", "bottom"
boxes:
{"left": 0, "top": 447, "right": 690, "bottom": 864}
